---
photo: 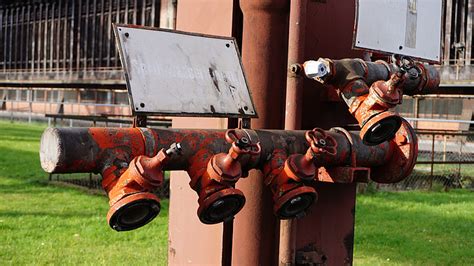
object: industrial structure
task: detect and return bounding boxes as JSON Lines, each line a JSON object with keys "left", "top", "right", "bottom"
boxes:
{"left": 0, "top": 0, "right": 472, "bottom": 127}
{"left": 2, "top": 0, "right": 474, "bottom": 265}
{"left": 0, "top": 0, "right": 176, "bottom": 122}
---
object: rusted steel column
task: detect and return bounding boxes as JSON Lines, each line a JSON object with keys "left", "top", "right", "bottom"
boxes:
{"left": 236, "top": 0, "right": 289, "bottom": 264}
{"left": 281, "top": 0, "right": 307, "bottom": 264}
{"left": 284, "top": 0, "right": 307, "bottom": 130}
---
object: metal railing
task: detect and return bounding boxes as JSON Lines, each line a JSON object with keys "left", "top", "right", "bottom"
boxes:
{"left": 371, "top": 125, "right": 474, "bottom": 191}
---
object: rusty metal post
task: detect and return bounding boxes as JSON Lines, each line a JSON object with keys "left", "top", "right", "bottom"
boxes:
{"left": 235, "top": 1, "right": 289, "bottom": 264}
{"left": 281, "top": 0, "right": 307, "bottom": 264}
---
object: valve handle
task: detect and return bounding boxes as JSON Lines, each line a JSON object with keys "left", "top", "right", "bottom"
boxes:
{"left": 391, "top": 54, "right": 421, "bottom": 80}
{"left": 305, "top": 128, "right": 337, "bottom": 156}
{"left": 225, "top": 129, "right": 261, "bottom": 155}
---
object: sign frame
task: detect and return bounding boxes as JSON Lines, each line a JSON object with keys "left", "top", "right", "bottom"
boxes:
{"left": 113, "top": 24, "right": 258, "bottom": 118}
{"left": 352, "top": 0, "right": 443, "bottom": 64}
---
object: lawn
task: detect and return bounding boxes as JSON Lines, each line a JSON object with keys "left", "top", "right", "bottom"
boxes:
{"left": 354, "top": 190, "right": 474, "bottom": 265}
{"left": 0, "top": 121, "right": 168, "bottom": 265}
{"left": 1, "top": 120, "right": 473, "bottom": 265}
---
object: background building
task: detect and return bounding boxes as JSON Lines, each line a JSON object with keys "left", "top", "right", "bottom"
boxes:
{"left": 0, "top": 0, "right": 176, "bottom": 123}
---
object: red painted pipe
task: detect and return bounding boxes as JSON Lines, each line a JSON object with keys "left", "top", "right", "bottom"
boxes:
{"left": 39, "top": 124, "right": 417, "bottom": 231}
{"left": 40, "top": 127, "right": 393, "bottom": 175}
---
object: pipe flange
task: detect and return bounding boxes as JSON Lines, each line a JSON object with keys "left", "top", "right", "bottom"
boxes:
{"left": 107, "top": 192, "right": 161, "bottom": 231}
{"left": 360, "top": 111, "right": 402, "bottom": 146}
{"left": 274, "top": 185, "right": 317, "bottom": 219}
{"left": 198, "top": 187, "right": 246, "bottom": 224}
{"left": 371, "top": 118, "right": 418, "bottom": 183}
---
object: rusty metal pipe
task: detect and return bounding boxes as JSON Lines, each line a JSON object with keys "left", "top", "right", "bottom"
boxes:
{"left": 325, "top": 59, "right": 440, "bottom": 95}
{"left": 281, "top": 0, "right": 308, "bottom": 264}
{"left": 304, "top": 58, "right": 440, "bottom": 146}
{"left": 40, "top": 122, "right": 417, "bottom": 229}
{"left": 40, "top": 127, "right": 394, "bottom": 175}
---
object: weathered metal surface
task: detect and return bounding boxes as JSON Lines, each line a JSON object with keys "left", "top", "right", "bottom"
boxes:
{"left": 39, "top": 120, "right": 418, "bottom": 233}
{"left": 304, "top": 58, "right": 440, "bottom": 145}
{"left": 113, "top": 24, "right": 257, "bottom": 118}
{"left": 263, "top": 128, "right": 339, "bottom": 221}
{"left": 233, "top": 0, "right": 290, "bottom": 264}
{"left": 104, "top": 144, "right": 179, "bottom": 231}
{"left": 371, "top": 119, "right": 418, "bottom": 183}
{"left": 281, "top": 0, "right": 308, "bottom": 261}
{"left": 169, "top": 2, "right": 237, "bottom": 264}
{"left": 295, "top": 182, "right": 357, "bottom": 265}
{"left": 295, "top": 1, "right": 437, "bottom": 263}
{"left": 354, "top": 0, "right": 442, "bottom": 63}
{"left": 39, "top": 127, "right": 401, "bottom": 175}
{"left": 190, "top": 129, "right": 261, "bottom": 224}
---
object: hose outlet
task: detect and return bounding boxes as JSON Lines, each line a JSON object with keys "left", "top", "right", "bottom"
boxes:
{"left": 274, "top": 186, "right": 317, "bottom": 219}
{"left": 361, "top": 112, "right": 402, "bottom": 146}
{"left": 103, "top": 143, "right": 179, "bottom": 231}
{"left": 107, "top": 192, "right": 161, "bottom": 231}
{"left": 197, "top": 188, "right": 246, "bottom": 224}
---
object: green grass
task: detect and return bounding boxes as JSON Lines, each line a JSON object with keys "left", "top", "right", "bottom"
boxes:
{"left": 354, "top": 190, "right": 474, "bottom": 265}
{"left": 0, "top": 121, "right": 168, "bottom": 265}
{"left": 1, "top": 120, "right": 473, "bottom": 265}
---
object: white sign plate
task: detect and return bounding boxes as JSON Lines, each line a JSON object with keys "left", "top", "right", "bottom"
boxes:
{"left": 114, "top": 25, "right": 257, "bottom": 117}
{"left": 354, "top": 0, "right": 442, "bottom": 63}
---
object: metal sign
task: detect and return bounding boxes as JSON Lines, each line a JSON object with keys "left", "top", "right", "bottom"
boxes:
{"left": 113, "top": 24, "right": 257, "bottom": 118}
{"left": 353, "top": 0, "right": 442, "bottom": 63}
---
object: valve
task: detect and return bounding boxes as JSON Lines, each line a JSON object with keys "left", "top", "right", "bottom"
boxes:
{"left": 284, "top": 128, "right": 337, "bottom": 182}
{"left": 266, "top": 128, "right": 336, "bottom": 219}
{"left": 105, "top": 143, "right": 181, "bottom": 231}
{"left": 208, "top": 129, "right": 261, "bottom": 183}
{"left": 191, "top": 129, "right": 261, "bottom": 224}
{"left": 357, "top": 73, "right": 404, "bottom": 146}
{"left": 301, "top": 57, "right": 439, "bottom": 146}
{"left": 358, "top": 56, "right": 417, "bottom": 145}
